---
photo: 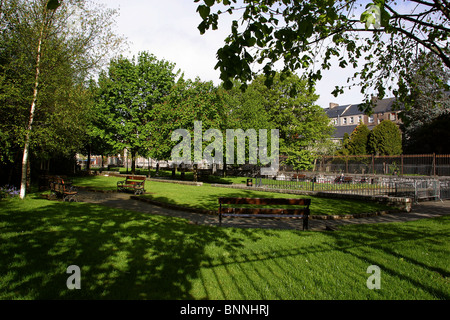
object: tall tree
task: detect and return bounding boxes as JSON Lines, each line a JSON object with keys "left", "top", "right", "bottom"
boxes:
{"left": 95, "top": 52, "right": 179, "bottom": 174}
{"left": 233, "top": 72, "right": 333, "bottom": 171}
{"left": 151, "top": 78, "right": 228, "bottom": 180}
{"left": 195, "top": 0, "right": 450, "bottom": 113}
{"left": 19, "top": 0, "right": 59, "bottom": 199}
{"left": 0, "top": 0, "right": 124, "bottom": 197}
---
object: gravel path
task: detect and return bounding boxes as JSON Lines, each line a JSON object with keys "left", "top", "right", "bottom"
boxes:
{"left": 76, "top": 189, "right": 450, "bottom": 231}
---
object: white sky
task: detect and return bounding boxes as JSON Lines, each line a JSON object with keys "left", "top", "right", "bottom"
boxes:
{"left": 95, "top": 0, "right": 369, "bottom": 109}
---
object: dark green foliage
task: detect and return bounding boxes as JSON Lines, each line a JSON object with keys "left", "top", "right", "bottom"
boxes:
{"left": 404, "top": 112, "right": 450, "bottom": 154}
{"left": 348, "top": 124, "right": 371, "bottom": 155}
{"left": 368, "top": 120, "right": 402, "bottom": 156}
{"left": 399, "top": 53, "right": 450, "bottom": 153}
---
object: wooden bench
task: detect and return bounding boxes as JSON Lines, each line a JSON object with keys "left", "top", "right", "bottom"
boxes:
{"left": 334, "top": 176, "right": 353, "bottom": 184}
{"left": 342, "top": 177, "right": 353, "bottom": 183}
{"left": 218, "top": 197, "right": 311, "bottom": 230}
{"left": 292, "top": 174, "right": 306, "bottom": 180}
{"left": 117, "top": 175, "right": 146, "bottom": 195}
{"left": 49, "top": 176, "right": 78, "bottom": 202}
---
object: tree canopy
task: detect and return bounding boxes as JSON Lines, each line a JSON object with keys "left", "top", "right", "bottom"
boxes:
{"left": 95, "top": 52, "right": 179, "bottom": 174}
{"left": 368, "top": 120, "right": 403, "bottom": 155}
{"left": 195, "top": 0, "right": 450, "bottom": 112}
{"left": 399, "top": 52, "right": 450, "bottom": 152}
{"left": 230, "top": 72, "right": 333, "bottom": 171}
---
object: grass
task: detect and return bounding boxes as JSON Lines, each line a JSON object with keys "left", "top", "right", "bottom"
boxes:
{"left": 0, "top": 195, "right": 448, "bottom": 300}
{"left": 70, "top": 175, "right": 394, "bottom": 215}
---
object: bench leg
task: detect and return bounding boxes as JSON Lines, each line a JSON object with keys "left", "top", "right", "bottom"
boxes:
{"left": 303, "top": 216, "right": 309, "bottom": 231}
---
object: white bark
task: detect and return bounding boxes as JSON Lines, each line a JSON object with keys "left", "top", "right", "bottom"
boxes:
{"left": 19, "top": 9, "right": 47, "bottom": 199}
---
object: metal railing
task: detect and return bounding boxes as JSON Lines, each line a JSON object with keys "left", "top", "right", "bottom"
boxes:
{"left": 315, "top": 154, "right": 450, "bottom": 177}
{"left": 256, "top": 174, "right": 450, "bottom": 202}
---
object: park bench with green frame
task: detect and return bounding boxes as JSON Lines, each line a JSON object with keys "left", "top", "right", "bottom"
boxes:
{"left": 218, "top": 197, "right": 311, "bottom": 230}
{"left": 117, "top": 175, "right": 146, "bottom": 195}
{"left": 49, "top": 176, "right": 78, "bottom": 202}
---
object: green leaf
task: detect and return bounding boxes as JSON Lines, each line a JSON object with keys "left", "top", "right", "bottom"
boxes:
{"left": 47, "top": 0, "right": 60, "bottom": 10}
{"left": 204, "top": 0, "right": 215, "bottom": 7}
{"left": 197, "top": 5, "right": 211, "bottom": 20}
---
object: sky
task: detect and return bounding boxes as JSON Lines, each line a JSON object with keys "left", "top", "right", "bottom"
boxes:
{"left": 95, "top": 0, "right": 369, "bottom": 109}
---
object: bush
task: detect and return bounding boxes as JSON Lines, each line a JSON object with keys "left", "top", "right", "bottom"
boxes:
{"left": 368, "top": 120, "right": 402, "bottom": 155}
{"left": 0, "top": 185, "right": 19, "bottom": 199}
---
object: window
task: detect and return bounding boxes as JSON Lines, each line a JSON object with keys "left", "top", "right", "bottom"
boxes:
{"left": 358, "top": 115, "right": 363, "bottom": 123}
{"left": 368, "top": 116, "right": 374, "bottom": 123}
{"left": 349, "top": 117, "right": 354, "bottom": 124}
{"left": 390, "top": 113, "right": 396, "bottom": 121}
{"left": 342, "top": 118, "right": 347, "bottom": 125}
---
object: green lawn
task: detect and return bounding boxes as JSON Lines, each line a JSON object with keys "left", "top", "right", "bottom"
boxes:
{"left": 0, "top": 196, "right": 448, "bottom": 300}
{"left": 71, "top": 175, "right": 394, "bottom": 215}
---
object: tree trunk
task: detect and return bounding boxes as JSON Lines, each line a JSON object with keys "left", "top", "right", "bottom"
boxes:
{"left": 193, "top": 163, "right": 198, "bottom": 182}
{"left": 20, "top": 10, "right": 47, "bottom": 199}
{"left": 131, "top": 150, "right": 136, "bottom": 175}
{"left": 172, "top": 163, "right": 176, "bottom": 178}
{"left": 86, "top": 144, "right": 91, "bottom": 172}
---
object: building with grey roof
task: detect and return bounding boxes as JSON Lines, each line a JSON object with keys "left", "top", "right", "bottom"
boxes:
{"left": 324, "top": 97, "right": 403, "bottom": 143}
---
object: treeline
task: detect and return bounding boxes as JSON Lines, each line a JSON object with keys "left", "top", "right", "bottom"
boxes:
{"left": 0, "top": 1, "right": 334, "bottom": 196}
{"left": 89, "top": 52, "right": 334, "bottom": 175}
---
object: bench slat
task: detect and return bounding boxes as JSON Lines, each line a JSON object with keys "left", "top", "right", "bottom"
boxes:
{"left": 220, "top": 207, "right": 309, "bottom": 215}
{"left": 218, "top": 197, "right": 310, "bottom": 230}
{"left": 221, "top": 213, "right": 307, "bottom": 219}
{"left": 219, "top": 197, "right": 311, "bottom": 206}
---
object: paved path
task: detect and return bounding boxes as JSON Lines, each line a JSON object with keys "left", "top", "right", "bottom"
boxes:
{"left": 77, "top": 190, "right": 450, "bottom": 231}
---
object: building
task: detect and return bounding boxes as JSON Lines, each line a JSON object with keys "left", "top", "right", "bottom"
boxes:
{"left": 324, "top": 97, "right": 403, "bottom": 143}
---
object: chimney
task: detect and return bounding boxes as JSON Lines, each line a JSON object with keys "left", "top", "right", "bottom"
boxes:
{"left": 329, "top": 102, "right": 339, "bottom": 109}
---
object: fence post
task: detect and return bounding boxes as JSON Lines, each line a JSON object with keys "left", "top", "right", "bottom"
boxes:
{"left": 433, "top": 153, "right": 436, "bottom": 177}
{"left": 401, "top": 154, "right": 404, "bottom": 176}
{"left": 371, "top": 154, "right": 375, "bottom": 175}
{"left": 346, "top": 155, "right": 348, "bottom": 174}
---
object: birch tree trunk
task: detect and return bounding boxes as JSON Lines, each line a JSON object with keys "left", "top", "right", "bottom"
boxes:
{"left": 19, "top": 9, "right": 47, "bottom": 199}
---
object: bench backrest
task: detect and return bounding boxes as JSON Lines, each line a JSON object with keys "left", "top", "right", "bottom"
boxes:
{"left": 125, "top": 176, "right": 146, "bottom": 181}
{"left": 219, "top": 197, "right": 310, "bottom": 216}
{"left": 49, "top": 176, "right": 72, "bottom": 192}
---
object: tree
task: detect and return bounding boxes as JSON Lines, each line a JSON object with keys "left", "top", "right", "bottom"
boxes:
{"left": 239, "top": 72, "right": 333, "bottom": 171}
{"left": 398, "top": 52, "right": 450, "bottom": 152}
{"left": 407, "top": 112, "right": 450, "bottom": 154}
{"left": 348, "top": 123, "right": 371, "bottom": 155}
{"left": 0, "top": 0, "right": 124, "bottom": 197}
{"left": 195, "top": 0, "right": 450, "bottom": 113}
{"left": 95, "top": 52, "right": 179, "bottom": 174}
{"left": 368, "top": 120, "right": 402, "bottom": 155}
{"left": 151, "top": 78, "right": 228, "bottom": 180}
{"left": 19, "top": 0, "right": 60, "bottom": 199}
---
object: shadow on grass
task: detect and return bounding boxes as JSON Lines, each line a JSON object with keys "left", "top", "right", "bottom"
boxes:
{"left": 202, "top": 217, "right": 449, "bottom": 299}
{"left": 0, "top": 195, "right": 266, "bottom": 299}
{"left": 1, "top": 194, "right": 448, "bottom": 300}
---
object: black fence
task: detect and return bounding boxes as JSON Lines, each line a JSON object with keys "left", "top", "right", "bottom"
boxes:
{"left": 315, "top": 154, "right": 450, "bottom": 177}
{"left": 255, "top": 174, "right": 450, "bottom": 202}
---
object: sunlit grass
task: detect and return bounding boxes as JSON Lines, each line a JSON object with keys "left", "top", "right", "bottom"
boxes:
{"left": 71, "top": 175, "right": 394, "bottom": 216}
